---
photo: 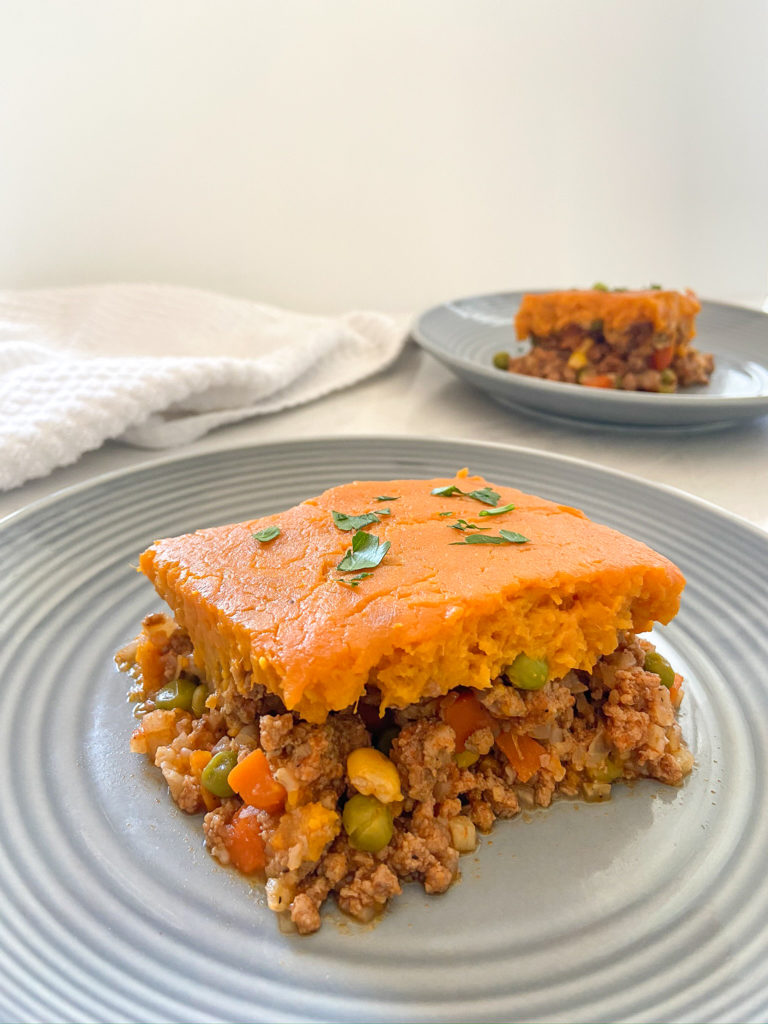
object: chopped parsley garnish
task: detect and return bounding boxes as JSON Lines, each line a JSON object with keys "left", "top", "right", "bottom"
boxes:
{"left": 593, "top": 281, "right": 629, "bottom": 293}
{"left": 468, "top": 487, "right": 501, "bottom": 506}
{"left": 375, "top": 495, "right": 399, "bottom": 502}
{"left": 253, "top": 526, "right": 281, "bottom": 543}
{"left": 451, "top": 529, "right": 529, "bottom": 546}
{"left": 430, "top": 484, "right": 501, "bottom": 507}
{"left": 332, "top": 509, "right": 390, "bottom": 532}
{"left": 478, "top": 502, "right": 516, "bottom": 517}
{"left": 499, "top": 529, "right": 529, "bottom": 543}
{"left": 438, "top": 511, "right": 454, "bottom": 517}
{"left": 337, "top": 530, "right": 391, "bottom": 572}
{"left": 449, "top": 519, "right": 490, "bottom": 532}
{"left": 337, "top": 572, "right": 374, "bottom": 588}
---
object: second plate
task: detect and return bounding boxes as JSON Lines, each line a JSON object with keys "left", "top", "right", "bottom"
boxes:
{"left": 412, "top": 291, "right": 768, "bottom": 427}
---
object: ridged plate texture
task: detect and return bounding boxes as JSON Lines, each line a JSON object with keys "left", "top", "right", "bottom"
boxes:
{"left": 412, "top": 292, "right": 768, "bottom": 426}
{"left": 1, "top": 437, "right": 767, "bottom": 1023}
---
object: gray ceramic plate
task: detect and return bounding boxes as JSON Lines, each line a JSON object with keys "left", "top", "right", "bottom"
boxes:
{"left": 1, "top": 437, "right": 767, "bottom": 1023}
{"left": 412, "top": 292, "right": 768, "bottom": 426}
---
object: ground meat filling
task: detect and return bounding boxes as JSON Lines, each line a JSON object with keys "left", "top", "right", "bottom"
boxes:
{"left": 507, "top": 321, "right": 714, "bottom": 392}
{"left": 117, "top": 614, "right": 693, "bottom": 934}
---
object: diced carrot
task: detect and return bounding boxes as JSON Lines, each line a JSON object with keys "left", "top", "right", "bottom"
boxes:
{"left": 225, "top": 807, "right": 266, "bottom": 874}
{"left": 669, "top": 674, "right": 684, "bottom": 708}
{"left": 650, "top": 345, "right": 674, "bottom": 371}
{"left": 496, "top": 731, "right": 546, "bottom": 783}
{"left": 581, "top": 374, "right": 615, "bottom": 389}
{"left": 442, "top": 691, "right": 496, "bottom": 752}
{"left": 200, "top": 787, "right": 220, "bottom": 813}
{"left": 228, "top": 749, "right": 287, "bottom": 814}
{"left": 188, "top": 749, "right": 220, "bottom": 810}
{"left": 189, "top": 749, "right": 212, "bottom": 776}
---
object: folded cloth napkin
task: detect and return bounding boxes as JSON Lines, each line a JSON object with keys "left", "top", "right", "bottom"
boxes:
{"left": 0, "top": 284, "right": 409, "bottom": 491}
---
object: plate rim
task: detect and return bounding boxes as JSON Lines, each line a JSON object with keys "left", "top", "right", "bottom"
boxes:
{"left": 4, "top": 434, "right": 767, "bottom": 549}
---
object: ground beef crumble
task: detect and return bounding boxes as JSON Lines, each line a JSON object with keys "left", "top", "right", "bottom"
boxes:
{"left": 506, "top": 320, "right": 714, "bottom": 392}
{"left": 119, "top": 620, "right": 693, "bottom": 934}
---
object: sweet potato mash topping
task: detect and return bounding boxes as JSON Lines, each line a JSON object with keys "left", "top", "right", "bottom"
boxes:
{"left": 515, "top": 288, "right": 701, "bottom": 341}
{"left": 138, "top": 475, "right": 684, "bottom": 722}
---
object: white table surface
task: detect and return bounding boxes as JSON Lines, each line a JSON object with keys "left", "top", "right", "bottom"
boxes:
{"left": 2, "top": 338, "right": 768, "bottom": 532}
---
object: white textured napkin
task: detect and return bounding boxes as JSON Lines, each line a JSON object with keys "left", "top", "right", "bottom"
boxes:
{"left": 0, "top": 284, "right": 409, "bottom": 491}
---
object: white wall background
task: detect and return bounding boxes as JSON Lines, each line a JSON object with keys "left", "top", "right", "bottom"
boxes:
{"left": 1, "top": 0, "right": 766, "bottom": 313}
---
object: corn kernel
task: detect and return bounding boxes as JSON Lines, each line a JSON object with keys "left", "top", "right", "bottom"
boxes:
{"left": 347, "top": 747, "right": 403, "bottom": 804}
{"left": 567, "top": 349, "right": 589, "bottom": 370}
{"left": 455, "top": 750, "right": 479, "bottom": 769}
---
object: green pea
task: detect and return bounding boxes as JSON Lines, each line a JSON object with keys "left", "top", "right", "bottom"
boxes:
{"left": 154, "top": 677, "right": 197, "bottom": 711}
{"left": 201, "top": 749, "right": 238, "bottom": 798}
{"left": 342, "top": 794, "right": 393, "bottom": 853}
{"left": 644, "top": 651, "right": 675, "bottom": 688}
{"left": 191, "top": 684, "right": 208, "bottom": 718}
{"left": 492, "top": 351, "right": 510, "bottom": 371}
{"left": 506, "top": 653, "right": 548, "bottom": 691}
{"left": 659, "top": 369, "right": 677, "bottom": 393}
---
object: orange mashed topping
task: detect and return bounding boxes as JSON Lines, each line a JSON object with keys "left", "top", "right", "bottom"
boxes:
{"left": 515, "top": 288, "right": 700, "bottom": 341}
{"left": 139, "top": 475, "right": 684, "bottom": 723}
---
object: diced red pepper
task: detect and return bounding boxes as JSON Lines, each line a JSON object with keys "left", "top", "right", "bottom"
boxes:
{"left": 581, "top": 374, "right": 615, "bottom": 389}
{"left": 650, "top": 345, "right": 674, "bottom": 371}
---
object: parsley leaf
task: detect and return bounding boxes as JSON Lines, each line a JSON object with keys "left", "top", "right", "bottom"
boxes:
{"left": 438, "top": 511, "right": 454, "bottom": 517}
{"left": 337, "top": 572, "right": 374, "bottom": 587}
{"left": 450, "top": 519, "right": 490, "bottom": 532}
{"left": 253, "top": 526, "right": 281, "bottom": 543}
{"left": 450, "top": 534, "right": 510, "bottom": 545}
{"left": 478, "top": 502, "right": 516, "bottom": 517}
{"left": 451, "top": 529, "right": 529, "bottom": 546}
{"left": 467, "top": 487, "right": 500, "bottom": 506}
{"left": 375, "top": 495, "right": 399, "bottom": 502}
{"left": 499, "top": 529, "right": 529, "bottom": 544}
{"left": 332, "top": 509, "right": 390, "bottom": 532}
{"left": 337, "top": 530, "right": 391, "bottom": 572}
{"left": 430, "top": 484, "right": 501, "bottom": 507}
